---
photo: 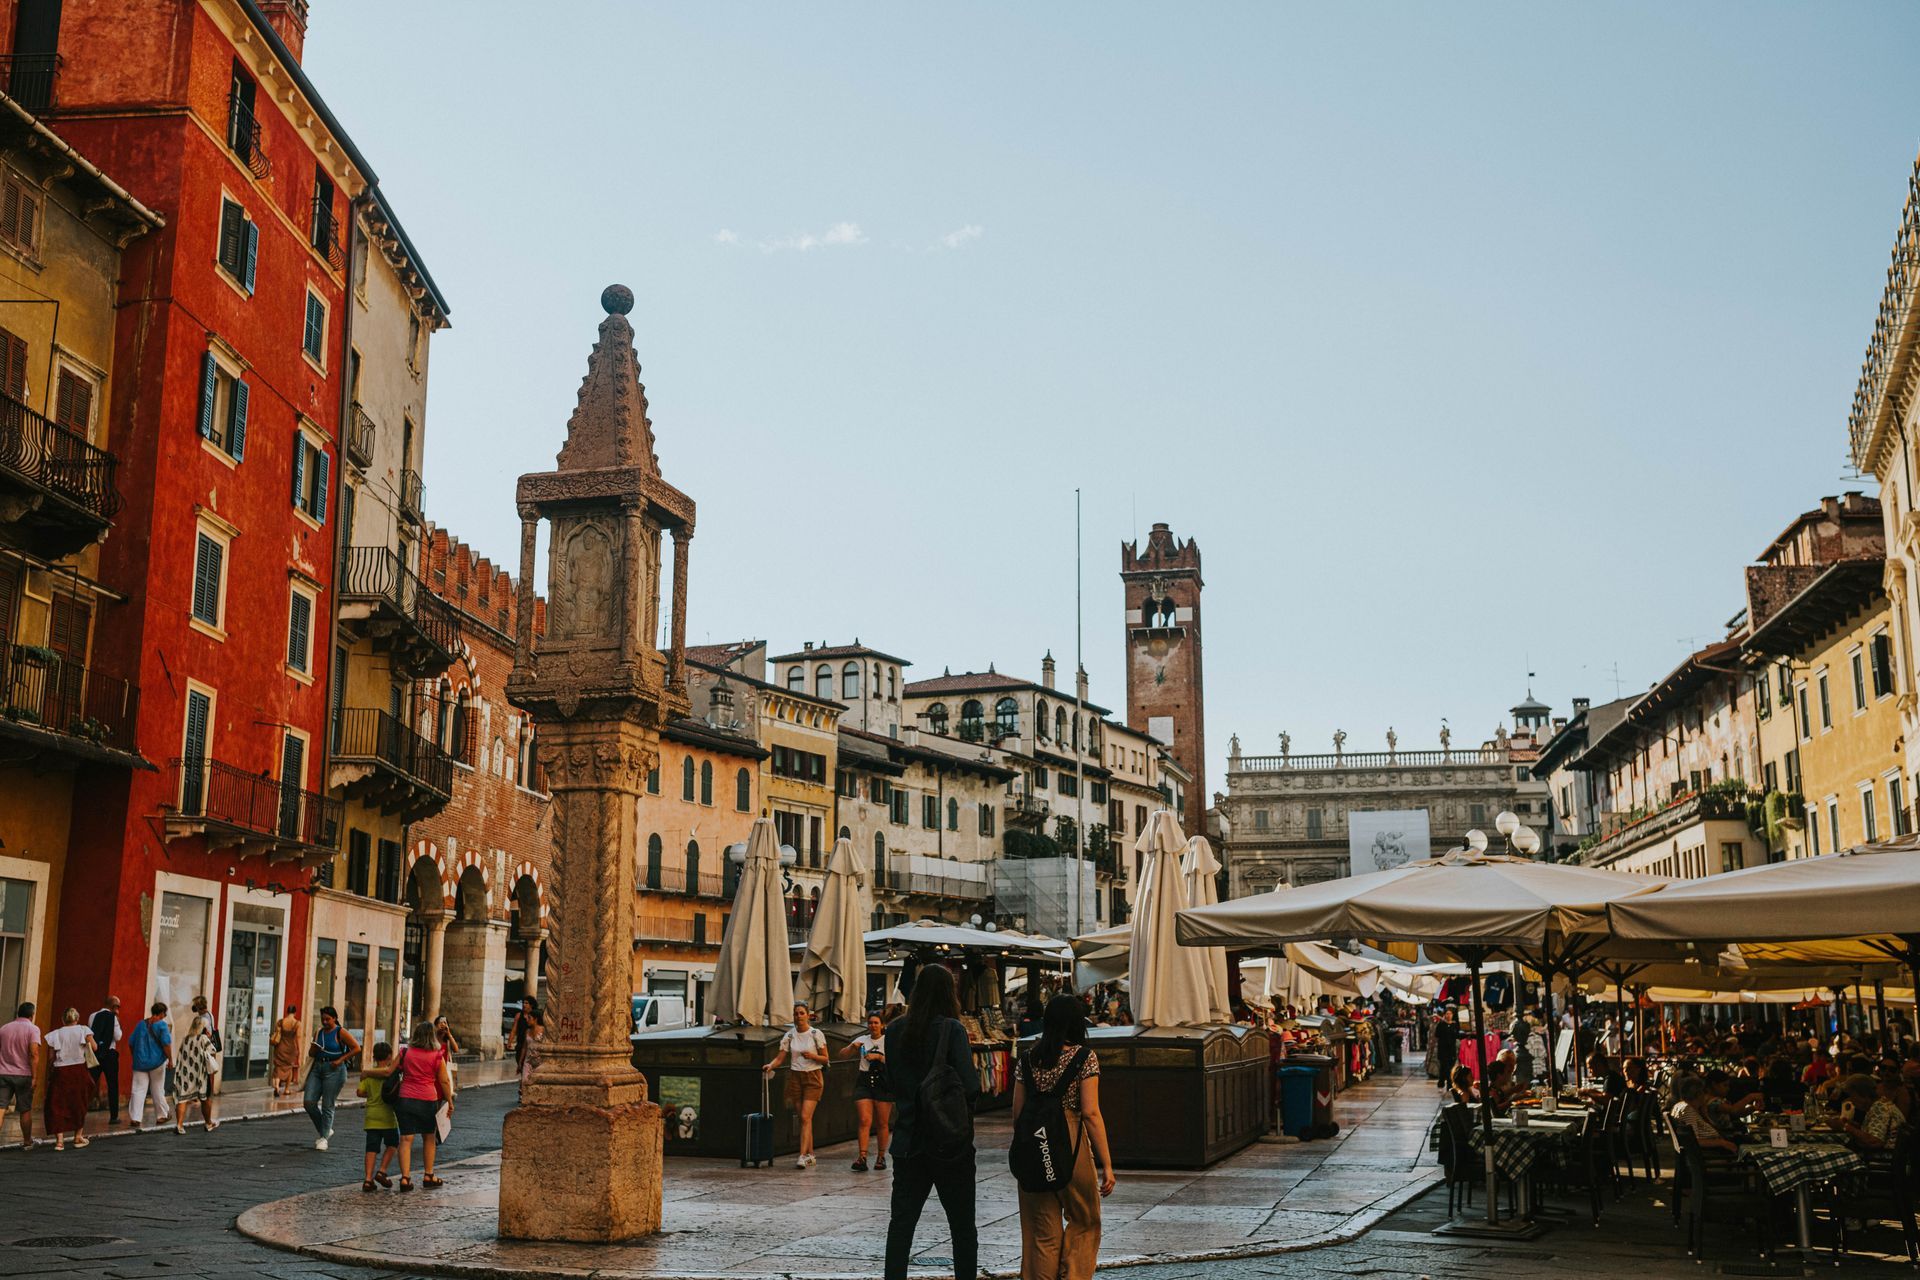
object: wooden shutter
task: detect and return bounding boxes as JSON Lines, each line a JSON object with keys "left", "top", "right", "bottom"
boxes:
{"left": 290, "top": 432, "right": 305, "bottom": 510}
{"left": 242, "top": 219, "right": 259, "bottom": 292}
{"left": 228, "top": 376, "right": 248, "bottom": 459}
{"left": 53, "top": 368, "right": 92, "bottom": 437}
{"left": 197, "top": 353, "right": 218, "bottom": 440}
{"left": 192, "top": 532, "right": 222, "bottom": 624}
{"left": 279, "top": 732, "right": 306, "bottom": 837}
{"left": 0, "top": 178, "right": 21, "bottom": 247}
{"left": 0, "top": 327, "right": 26, "bottom": 400}
{"left": 182, "top": 688, "right": 211, "bottom": 812}
{"left": 0, "top": 557, "right": 20, "bottom": 647}
{"left": 312, "top": 447, "right": 329, "bottom": 523}
{"left": 304, "top": 294, "right": 324, "bottom": 359}
{"left": 48, "top": 593, "right": 90, "bottom": 661}
{"left": 287, "top": 589, "right": 311, "bottom": 671}
{"left": 218, "top": 201, "right": 244, "bottom": 275}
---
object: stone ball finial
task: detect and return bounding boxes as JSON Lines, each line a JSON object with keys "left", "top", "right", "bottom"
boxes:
{"left": 601, "top": 284, "right": 634, "bottom": 315}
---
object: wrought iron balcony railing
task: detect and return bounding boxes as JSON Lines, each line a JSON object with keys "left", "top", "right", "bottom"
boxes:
{"left": 344, "top": 402, "right": 375, "bottom": 469}
{"left": 0, "top": 389, "right": 120, "bottom": 522}
{"left": 0, "top": 53, "right": 60, "bottom": 113}
{"left": 310, "top": 193, "right": 343, "bottom": 270}
{"left": 636, "top": 915, "right": 716, "bottom": 947}
{"left": 338, "top": 546, "right": 461, "bottom": 672}
{"left": 170, "top": 755, "right": 341, "bottom": 854}
{"left": 330, "top": 707, "right": 453, "bottom": 816}
{"left": 226, "top": 91, "right": 270, "bottom": 180}
{"left": 0, "top": 642, "right": 139, "bottom": 755}
{"left": 400, "top": 468, "right": 425, "bottom": 523}
{"left": 641, "top": 866, "right": 727, "bottom": 898}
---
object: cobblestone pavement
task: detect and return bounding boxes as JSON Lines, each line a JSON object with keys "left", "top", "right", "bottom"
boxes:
{"left": 6, "top": 1064, "right": 1919, "bottom": 1279}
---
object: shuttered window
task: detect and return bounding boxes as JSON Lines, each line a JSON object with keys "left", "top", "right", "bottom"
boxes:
{"left": 302, "top": 292, "right": 326, "bottom": 364}
{"left": 0, "top": 326, "right": 26, "bottom": 400}
{"left": 216, "top": 199, "right": 259, "bottom": 293}
{"left": 278, "top": 732, "right": 306, "bottom": 838}
{"left": 0, "top": 557, "right": 20, "bottom": 647}
{"left": 181, "top": 688, "right": 212, "bottom": 813}
{"left": 0, "top": 172, "right": 41, "bottom": 254}
{"left": 196, "top": 353, "right": 248, "bottom": 460}
{"left": 286, "top": 586, "right": 313, "bottom": 673}
{"left": 1873, "top": 633, "right": 1895, "bottom": 699}
{"left": 291, "top": 431, "right": 329, "bottom": 521}
{"left": 191, "top": 530, "right": 224, "bottom": 627}
{"left": 53, "top": 368, "right": 93, "bottom": 437}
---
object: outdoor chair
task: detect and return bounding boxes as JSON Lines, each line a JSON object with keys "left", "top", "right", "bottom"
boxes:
{"left": 1619, "top": 1087, "right": 1661, "bottom": 1181}
{"left": 1832, "top": 1126, "right": 1920, "bottom": 1265}
{"left": 1438, "top": 1102, "right": 1516, "bottom": 1218}
{"left": 1674, "top": 1126, "right": 1775, "bottom": 1262}
{"left": 1541, "top": 1109, "right": 1610, "bottom": 1226}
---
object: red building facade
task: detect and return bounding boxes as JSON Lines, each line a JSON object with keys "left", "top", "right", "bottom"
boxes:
{"left": 12, "top": 0, "right": 437, "bottom": 1080}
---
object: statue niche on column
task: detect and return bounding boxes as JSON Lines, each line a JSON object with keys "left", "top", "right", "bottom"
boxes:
{"left": 496, "top": 284, "right": 694, "bottom": 1241}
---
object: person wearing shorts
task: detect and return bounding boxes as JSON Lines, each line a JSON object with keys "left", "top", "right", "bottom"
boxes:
{"left": 0, "top": 1002, "right": 40, "bottom": 1150}
{"left": 765, "top": 1002, "right": 828, "bottom": 1169}
{"left": 841, "top": 1012, "right": 893, "bottom": 1171}
{"left": 356, "top": 1042, "right": 401, "bottom": 1192}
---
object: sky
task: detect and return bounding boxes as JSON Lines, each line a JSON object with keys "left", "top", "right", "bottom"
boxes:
{"left": 305, "top": 2, "right": 1920, "bottom": 799}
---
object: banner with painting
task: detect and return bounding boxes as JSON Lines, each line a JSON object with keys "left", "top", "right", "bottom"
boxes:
{"left": 1347, "top": 809, "right": 1431, "bottom": 875}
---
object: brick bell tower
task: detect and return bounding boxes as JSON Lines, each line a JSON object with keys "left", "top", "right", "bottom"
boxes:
{"left": 1121, "top": 522, "right": 1206, "bottom": 836}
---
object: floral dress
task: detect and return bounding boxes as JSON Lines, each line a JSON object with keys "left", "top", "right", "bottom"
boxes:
{"left": 171, "top": 1030, "right": 218, "bottom": 1102}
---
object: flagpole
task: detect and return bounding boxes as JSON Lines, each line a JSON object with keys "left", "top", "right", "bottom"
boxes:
{"left": 1073, "top": 488, "right": 1086, "bottom": 941}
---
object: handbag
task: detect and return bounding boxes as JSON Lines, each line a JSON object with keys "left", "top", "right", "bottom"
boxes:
{"left": 381, "top": 1047, "right": 409, "bottom": 1106}
{"left": 84, "top": 1039, "right": 99, "bottom": 1070}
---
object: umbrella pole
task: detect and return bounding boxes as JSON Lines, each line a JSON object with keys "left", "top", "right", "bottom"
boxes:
{"left": 1614, "top": 980, "right": 1625, "bottom": 1056}
{"left": 1875, "top": 980, "right": 1890, "bottom": 1055}
{"left": 1540, "top": 965, "right": 1559, "bottom": 1098}
{"left": 1467, "top": 947, "right": 1500, "bottom": 1227}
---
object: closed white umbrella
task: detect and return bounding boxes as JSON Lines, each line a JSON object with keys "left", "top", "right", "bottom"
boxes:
{"left": 1180, "top": 835, "right": 1233, "bottom": 1023}
{"left": 1130, "top": 810, "right": 1211, "bottom": 1028}
{"left": 712, "top": 817, "right": 794, "bottom": 1026}
{"left": 800, "top": 837, "right": 869, "bottom": 1023}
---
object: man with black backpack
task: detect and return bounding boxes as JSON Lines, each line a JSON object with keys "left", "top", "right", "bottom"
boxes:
{"left": 881, "top": 965, "right": 980, "bottom": 1280}
{"left": 1010, "top": 995, "right": 1114, "bottom": 1280}
{"left": 88, "top": 997, "right": 123, "bottom": 1124}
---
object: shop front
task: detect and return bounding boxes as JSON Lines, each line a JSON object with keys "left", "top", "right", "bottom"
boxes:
{"left": 308, "top": 889, "right": 408, "bottom": 1064}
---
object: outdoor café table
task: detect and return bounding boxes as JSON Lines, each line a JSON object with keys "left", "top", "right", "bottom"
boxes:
{"left": 1474, "top": 1115, "right": 1582, "bottom": 1218}
{"left": 1736, "top": 1139, "right": 1867, "bottom": 1256}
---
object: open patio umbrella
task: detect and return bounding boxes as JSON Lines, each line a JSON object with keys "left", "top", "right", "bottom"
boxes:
{"left": 1131, "top": 810, "right": 1212, "bottom": 1028}
{"left": 712, "top": 817, "right": 795, "bottom": 1026}
{"left": 1176, "top": 846, "right": 1668, "bottom": 1232}
{"left": 1180, "top": 835, "right": 1234, "bottom": 1022}
{"left": 799, "top": 836, "right": 869, "bottom": 1023}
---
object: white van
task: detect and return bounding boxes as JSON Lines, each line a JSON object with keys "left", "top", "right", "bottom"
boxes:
{"left": 629, "top": 993, "right": 691, "bottom": 1037}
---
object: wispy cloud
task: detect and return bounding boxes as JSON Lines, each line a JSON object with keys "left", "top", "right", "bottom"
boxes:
{"left": 712, "top": 221, "right": 868, "bottom": 254}
{"left": 936, "top": 224, "right": 984, "bottom": 250}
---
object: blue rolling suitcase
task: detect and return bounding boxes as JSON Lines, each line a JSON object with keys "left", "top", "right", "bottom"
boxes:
{"left": 742, "top": 1069, "right": 773, "bottom": 1168}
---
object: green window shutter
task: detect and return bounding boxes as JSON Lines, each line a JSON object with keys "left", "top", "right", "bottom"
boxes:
{"left": 290, "top": 432, "right": 306, "bottom": 510}
{"left": 313, "top": 448, "right": 329, "bottom": 523}
{"left": 197, "top": 353, "right": 218, "bottom": 440}
{"left": 182, "top": 688, "right": 212, "bottom": 813}
{"left": 229, "top": 377, "right": 248, "bottom": 460}
{"left": 242, "top": 219, "right": 259, "bottom": 293}
{"left": 191, "top": 533, "right": 222, "bottom": 624}
{"left": 288, "top": 590, "right": 311, "bottom": 670}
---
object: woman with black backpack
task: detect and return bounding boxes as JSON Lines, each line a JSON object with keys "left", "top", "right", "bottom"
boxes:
{"left": 1011, "top": 995, "right": 1113, "bottom": 1280}
{"left": 882, "top": 963, "right": 980, "bottom": 1280}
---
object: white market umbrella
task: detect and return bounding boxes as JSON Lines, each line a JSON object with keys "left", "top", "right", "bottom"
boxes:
{"left": 1180, "top": 835, "right": 1234, "bottom": 1022}
{"left": 800, "top": 836, "right": 869, "bottom": 1023}
{"left": 712, "top": 817, "right": 794, "bottom": 1026}
{"left": 1130, "top": 810, "right": 1212, "bottom": 1028}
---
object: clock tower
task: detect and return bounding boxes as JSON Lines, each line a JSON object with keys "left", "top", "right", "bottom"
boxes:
{"left": 1121, "top": 522, "right": 1206, "bottom": 836}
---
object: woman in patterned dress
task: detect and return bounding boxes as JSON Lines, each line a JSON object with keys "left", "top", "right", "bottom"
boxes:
{"left": 170, "top": 1015, "right": 220, "bottom": 1134}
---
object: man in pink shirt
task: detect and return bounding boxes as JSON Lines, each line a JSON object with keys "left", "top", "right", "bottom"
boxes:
{"left": 0, "top": 1001, "right": 44, "bottom": 1149}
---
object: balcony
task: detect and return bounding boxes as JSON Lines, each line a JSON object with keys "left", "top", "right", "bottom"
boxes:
{"left": 344, "top": 403, "right": 375, "bottom": 469}
{"left": 338, "top": 546, "right": 461, "bottom": 675}
{"left": 0, "top": 53, "right": 60, "bottom": 114}
{"left": 309, "top": 194, "right": 344, "bottom": 271}
{"left": 1005, "top": 793, "right": 1050, "bottom": 827}
{"left": 641, "top": 865, "right": 728, "bottom": 898}
{"left": 873, "top": 864, "right": 991, "bottom": 901}
{"left": 1576, "top": 787, "right": 1753, "bottom": 869}
{"left": 957, "top": 720, "right": 1019, "bottom": 745}
{"left": 328, "top": 707, "right": 453, "bottom": 821}
{"left": 636, "top": 915, "right": 717, "bottom": 948}
{"left": 225, "top": 92, "right": 270, "bottom": 180}
{"left": 0, "top": 642, "right": 141, "bottom": 764}
{"left": 400, "top": 468, "right": 425, "bottom": 524}
{"left": 0, "top": 391, "right": 120, "bottom": 558}
{"left": 164, "top": 756, "right": 341, "bottom": 864}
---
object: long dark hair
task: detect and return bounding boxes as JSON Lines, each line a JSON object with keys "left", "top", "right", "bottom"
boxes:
{"left": 902, "top": 961, "right": 959, "bottom": 1058}
{"left": 1032, "top": 994, "right": 1087, "bottom": 1071}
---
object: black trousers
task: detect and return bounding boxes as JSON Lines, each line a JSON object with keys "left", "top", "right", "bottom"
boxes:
{"left": 885, "top": 1148, "right": 976, "bottom": 1280}
{"left": 89, "top": 1048, "right": 119, "bottom": 1121}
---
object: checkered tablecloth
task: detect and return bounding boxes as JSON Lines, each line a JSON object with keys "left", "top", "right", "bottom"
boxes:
{"left": 1468, "top": 1125, "right": 1569, "bottom": 1179}
{"left": 1738, "top": 1142, "right": 1866, "bottom": 1196}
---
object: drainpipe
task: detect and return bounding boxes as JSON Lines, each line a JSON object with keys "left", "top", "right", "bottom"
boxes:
{"left": 320, "top": 192, "right": 367, "bottom": 862}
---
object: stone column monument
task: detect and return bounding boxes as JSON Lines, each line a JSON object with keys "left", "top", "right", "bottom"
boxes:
{"left": 497, "top": 284, "right": 694, "bottom": 1241}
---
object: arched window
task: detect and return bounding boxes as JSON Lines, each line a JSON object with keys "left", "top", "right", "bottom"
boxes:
{"left": 872, "top": 662, "right": 881, "bottom": 697}
{"left": 873, "top": 831, "right": 887, "bottom": 884}
{"left": 927, "top": 702, "right": 949, "bottom": 735}
{"left": 786, "top": 665, "right": 804, "bottom": 691}
{"left": 1036, "top": 699, "right": 1050, "bottom": 740}
{"left": 947, "top": 797, "right": 960, "bottom": 830}
{"left": 1055, "top": 707, "right": 1067, "bottom": 744}
{"left": 888, "top": 667, "right": 897, "bottom": 699}
{"left": 681, "top": 755, "right": 695, "bottom": 801}
{"left": 700, "top": 759, "right": 713, "bottom": 805}
{"left": 686, "top": 839, "right": 700, "bottom": 886}
{"left": 735, "top": 766, "right": 751, "bottom": 812}
{"left": 815, "top": 664, "right": 834, "bottom": 700}
{"left": 645, "top": 833, "right": 662, "bottom": 890}
{"left": 838, "top": 824, "right": 851, "bottom": 841}
{"left": 994, "top": 697, "right": 1019, "bottom": 737}
{"left": 959, "top": 699, "right": 985, "bottom": 741}
{"left": 842, "top": 662, "right": 861, "bottom": 699}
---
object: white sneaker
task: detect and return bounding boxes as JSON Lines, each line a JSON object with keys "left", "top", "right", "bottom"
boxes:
{"left": 795, "top": 1157, "right": 808, "bottom": 1169}
{"left": 315, "top": 1137, "right": 329, "bottom": 1151}
{"left": 803, "top": 1153, "right": 816, "bottom": 1167}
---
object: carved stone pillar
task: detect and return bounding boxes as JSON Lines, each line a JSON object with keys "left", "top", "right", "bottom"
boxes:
{"left": 670, "top": 526, "right": 689, "bottom": 690}
{"left": 497, "top": 285, "right": 695, "bottom": 1243}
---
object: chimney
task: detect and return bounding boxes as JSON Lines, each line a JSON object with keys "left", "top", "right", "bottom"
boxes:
{"left": 1075, "top": 665, "right": 1089, "bottom": 704}
{"left": 1041, "top": 651, "right": 1056, "bottom": 689}
{"left": 708, "top": 674, "right": 735, "bottom": 726}
{"left": 903, "top": 725, "right": 920, "bottom": 747}
{"left": 258, "top": 0, "right": 310, "bottom": 62}
{"left": 1572, "top": 697, "right": 1591, "bottom": 716}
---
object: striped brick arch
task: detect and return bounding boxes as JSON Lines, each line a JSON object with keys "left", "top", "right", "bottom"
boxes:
{"left": 407, "top": 841, "right": 451, "bottom": 912}
{"left": 510, "top": 860, "right": 549, "bottom": 924}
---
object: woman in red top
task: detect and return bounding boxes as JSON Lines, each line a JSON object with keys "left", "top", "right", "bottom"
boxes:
{"left": 392, "top": 1020, "right": 452, "bottom": 1189}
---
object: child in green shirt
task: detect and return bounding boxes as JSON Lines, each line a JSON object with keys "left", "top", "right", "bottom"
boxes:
{"left": 357, "top": 1041, "right": 400, "bottom": 1191}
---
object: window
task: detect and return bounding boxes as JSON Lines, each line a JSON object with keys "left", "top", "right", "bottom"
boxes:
{"left": 196, "top": 351, "right": 249, "bottom": 460}
{"left": 647, "top": 764, "right": 659, "bottom": 794}
{"left": 645, "top": 833, "right": 662, "bottom": 890}
{"left": 1091, "top": 780, "right": 1107, "bottom": 805}
{"left": 947, "top": 797, "right": 959, "bottom": 830}
{"left": 1036, "top": 699, "right": 1050, "bottom": 741}
{"left": 1470, "top": 803, "right": 1488, "bottom": 827}
{"left": 1873, "top": 632, "right": 1896, "bottom": 699}
{"left": 842, "top": 662, "right": 861, "bottom": 700}
{"left": 1809, "top": 800, "right": 1822, "bottom": 855}
{"left": 0, "top": 326, "right": 24, "bottom": 401}
{"left": 686, "top": 839, "right": 700, "bottom": 886}
{"left": 179, "top": 685, "right": 213, "bottom": 813}
{"left": 922, "top": 795, "right": 937, "bottom": 829}
{"left": 979, "top": 803, "right": 995, "bottom": 836}
{"left": 1796, "top": 683, "right": 1811, "bottom": 742}
{"left": 1718, "top": 841, "right": 1742, "bottom": 874}
{"left": 786, "top": 665, "right": 803, "bottom": 692}
{"left": 1827, "top": 798, "right": 1841, "bottom": 853}
{"left": 700, "top": 759, "right": 713, "bottom": 806}
{"left": 1058, "top": 773, "right": 1078, "bottom": 798}
{"left": 310, "top": 166, "right": 337, "bottom": 256}
{"left": 291, "top": 428, "right": 330, "bottom": 522}
{"left": 1851, "top": 648, "right": 1868, "bottom": 712}
{"left": 890, "top": 789, "right": 908, "bottom": 825}
{"left": 682, "top": 755, "right": 695, "bottom": 801}
{"left": 1756, "top": 675, "right": 1771, "bottom": 721}
{"left": 52, "top": 364, "right": 96, "bottom": 439}
{"left": 869, "top": 777, "right": 891, "bottom": 805}
{"left": 808, "top": 815, "right": 822, "bottom": 866}
{"left": 302, "top": 291, "right": 328, "bottom": 367}
{"left": 958, "top": 699, "right": 984, "bottom": 741}
{"left": 191, "top": 524, "right": 229, "bottom": 631}
{"left": 1305, "top": 808, "right": 1323, "bottom": 840}
{"left": 1055, "top": 707, "right": 1067, "bottom": 744}
{"left": 815, "top": 665, "right": 833, "bottom": 700}
{"left": 277, "top": 730, "right": 307, "bottom": 838}
{"left": 0, "top": 170, "right": 41, "bottom": 256}
{"left": 1253, "top": 809, "right": 1269, "bottom": 831}
{"left": 1892, "top": 774, "right": 1910, "bottom": 837}
{"left": 836, "top": 769, "right": 858, "bottom": 799}
{"left": 1034, "top": 766, "right": 1049, "bottom": 790}
{"left": 926, "top": 703, "right": 948, "bottom": 735}
{"left": 1817, "top": 668, "right": 1832, "bottom": 731}
{"left": 375, "top": 840, "right": 400, "bottom": 902}
{"left": 994, "top": 697, "right": 1019, "bottom": 737}
{"left": 215, "top": 198, "right": 259, "bottom": 293}
{"left": 736, "top": 766, "right": 751, "bottom": 812}
{"left": 346, "top": 829, "right": 371, "bottom": 896}
{"left": 286, "top": 581, "right": 315, "bottom": 675}
{"left": 1862, "top": 786, "right": 1880, "bottom": 843}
